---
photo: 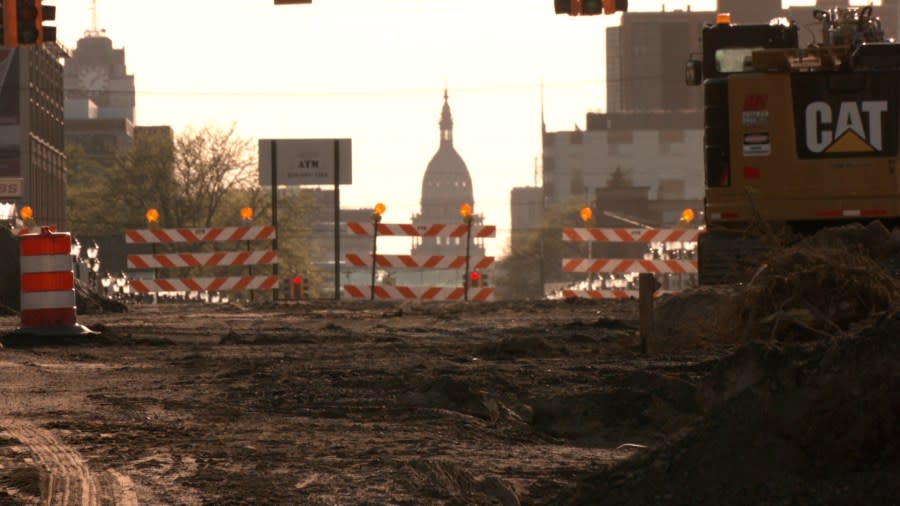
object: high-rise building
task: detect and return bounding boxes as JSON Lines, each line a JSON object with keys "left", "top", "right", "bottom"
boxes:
{"left": 0, "top": 43, "right": 68, "bottom": 310}
{"left": 509, "top": 186, "right": 543, "bottom": 252}
{"left": 63, "top": 33, "right": 136, "bottom": 166}
{"left": 605, "top": 0, "right": 898, "bottom": 114}
{"left": 605, "top": 8, "right": 708, "bottom": 114}
{"left": 0, "top": 45, "right": 67, "bottom": 228}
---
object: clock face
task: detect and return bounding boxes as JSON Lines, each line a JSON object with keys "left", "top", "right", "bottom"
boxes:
{"left": 78, "top": 66, "right": 109, "bottom": 95}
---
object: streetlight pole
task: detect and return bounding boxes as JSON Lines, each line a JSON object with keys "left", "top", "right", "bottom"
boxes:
{"left": 86, "top": 241, "right": 100, "bottom": 292}
{"left": 580, "top": 207, "right": 593, "bottom": 289}
{"left": 459, "top": 203, "right": 473, "bottom": 302}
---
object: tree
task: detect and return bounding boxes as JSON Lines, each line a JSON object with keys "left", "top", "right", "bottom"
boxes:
{"left": 171, "top": 124, "right": 257, "bottom": 228}
{"left": 103, "top": 126, "right": 179, "bottom": 230}
{"left": 606, "top": 165, "right": 633, "bottom": 189}
{"left": 67, "top": 124, "right": 257, "bottom": 233}
{"left": 65, "top": 124, "right": 333, "bottom": 298}
{"left": 65, "top": 144, "right": 115, "bottom": 235}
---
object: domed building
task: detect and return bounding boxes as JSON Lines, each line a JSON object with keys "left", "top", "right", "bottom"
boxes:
{"left": 410, "top": 89, "right": 486, "bottom": 261}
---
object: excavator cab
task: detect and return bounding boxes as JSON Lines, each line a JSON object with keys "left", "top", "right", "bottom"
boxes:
{"left": 685, "top": 13, "right": 798, "bottom": 86}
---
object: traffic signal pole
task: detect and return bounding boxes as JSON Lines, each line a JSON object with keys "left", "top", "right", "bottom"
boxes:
{"left": 2, "top": 0, "right": 16, "bottom": 47}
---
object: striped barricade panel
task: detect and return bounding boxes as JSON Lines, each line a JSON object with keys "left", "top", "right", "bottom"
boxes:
{"left": 344, "top": 253, "right": 494, "bottom": 270}
{"left": 561, "top": 258, "right": 698, "bottom": 274}
{"left": 347, "top": 223, "right": 496, "bottom": 238}
{"left": 343, "top": 284, "right": 495, "bottom": 301}
{"left": 561, "top": 289, "right": 676, "bottom": 299}
{"left": 562, "top": 227, "right": 699, "bottom": 243}
{"left": 125, "top": 226, "right": 276, "bottom": 244}
{"left": 128, "top": 251, "right": 278, "bottom": 269}
{"left": 129, "top": 275, "right": 279, "bottom": 293}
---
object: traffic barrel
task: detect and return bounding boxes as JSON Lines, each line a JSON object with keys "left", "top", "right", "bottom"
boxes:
{"left": 14, "top": 227, "right": 93, "bottom": 336}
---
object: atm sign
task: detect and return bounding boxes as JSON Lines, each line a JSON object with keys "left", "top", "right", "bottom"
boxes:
{"left": 0, "top": 178, "right": 23, "bottom": 197}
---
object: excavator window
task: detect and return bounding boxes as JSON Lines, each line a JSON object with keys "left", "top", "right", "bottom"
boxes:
{"left": 714, "top": 47, "right": 762, "bottom": 73}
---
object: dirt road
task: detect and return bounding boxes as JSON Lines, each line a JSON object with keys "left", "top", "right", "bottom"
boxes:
{"left": 0, "top": 299, "right": 721, "bottom": 505}
{"left": 1, "top": 295, "right": 897, "bottom": 505}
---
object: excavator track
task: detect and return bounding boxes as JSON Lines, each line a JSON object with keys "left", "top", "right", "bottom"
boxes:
{"left": 698, "top": 230, "right": 770, "bottom": 285}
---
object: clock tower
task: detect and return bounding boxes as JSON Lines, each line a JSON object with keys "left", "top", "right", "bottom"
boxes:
{"left": 63, "top": 33, "right": 137, "bottom": 168}
{"left": 63, "top": 34, "right": 135, "bottom": 123}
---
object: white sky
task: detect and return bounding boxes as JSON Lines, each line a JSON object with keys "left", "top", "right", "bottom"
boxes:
{"left": 52, "top": 0, "right": 871, "bottom": 256}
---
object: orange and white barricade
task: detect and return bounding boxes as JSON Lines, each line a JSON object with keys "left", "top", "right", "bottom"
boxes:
{"left": 124, "top": 225, "right": 278, "bottom": 295}
{"left": 14, "top": 227, "right": 93, "bottom": 336}
{"left": 560, "top": 226, "right": 699, "bottom": 300}
{"left": 344, "top": 222, "right": 496, "bottom": 302}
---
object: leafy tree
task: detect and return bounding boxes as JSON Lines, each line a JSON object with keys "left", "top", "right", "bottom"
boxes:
{"left": 67, "top": 123, "right": 259, "bottom": 233}
{"left": 65, "top": 144, "right": 114, "bottom": 235}
{"left": 171, "top": 124, "right": 256, "bottom": 228}
{"left": 104, "top": 126, "right": 178, "bottom": 230}
{"left": 494, "top": 199, "right": 588, "bottom": 300}
{"left": 606, "top": 165, "right": 633, "bottom": 188}
{"left": 65, "top": 125, "right": 330, "bottom": 298}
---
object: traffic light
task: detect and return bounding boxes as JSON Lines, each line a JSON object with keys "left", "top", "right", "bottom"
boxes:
{"left": 462, "top": 271, "right": 479, "bottom": 287}
{"left": 1, "top": 0, "right": 11, "bottom": 46}
{"left": 39, "top": 1, "right": 55, "bottom": 43}
{"left": 554, "top": 0, "right": 627, "bottom": 16}
{"left": 4, "top": 0, "right": 54, "bottom": 46}
{"left": 290, "top": 275, "right": 303, "bottom": 300}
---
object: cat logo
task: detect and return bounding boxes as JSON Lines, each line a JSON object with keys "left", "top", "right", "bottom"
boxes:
{"left": 805, "top": 100, "right": 888, "bottom": 153}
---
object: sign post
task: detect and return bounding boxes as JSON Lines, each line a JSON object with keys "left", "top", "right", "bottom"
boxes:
{"left": 271, "top": 140, "right": 278, "bottom": 300}
{"left": 259, "top": 139, "right": 352, "bottom": 301}
{"left": 333, "top": 140, "right": 341, "bottom": 299}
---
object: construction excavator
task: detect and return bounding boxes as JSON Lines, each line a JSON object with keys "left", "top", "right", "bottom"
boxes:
{"left": 686, "top": 5, "right": 900, "bottom": 284}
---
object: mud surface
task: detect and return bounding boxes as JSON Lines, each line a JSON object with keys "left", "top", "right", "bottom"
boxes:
{"left": 0, "top": 299, "right": 713, "bottom": 505}
{"left": 0, "top": 293, "right": 896, "bottom": 505}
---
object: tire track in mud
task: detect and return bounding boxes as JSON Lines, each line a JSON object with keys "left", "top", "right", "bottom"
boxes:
{"left": 0, "top": 418, "right": 139, "bottom": 505}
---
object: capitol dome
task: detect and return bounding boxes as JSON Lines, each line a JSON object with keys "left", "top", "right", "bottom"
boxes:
{"left": 410, "top": 88, "right": 485, "bottom": 259}
{"left": 418, "top": 89, "right": 474, "bottom": 219}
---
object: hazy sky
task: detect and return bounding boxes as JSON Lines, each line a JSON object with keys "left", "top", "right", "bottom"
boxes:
{"left": 53, "top": 0, "right": 849, "bottom": 256}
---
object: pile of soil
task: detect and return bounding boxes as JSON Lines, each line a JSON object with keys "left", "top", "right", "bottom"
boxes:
{"left": 737, "top": 245, "right": 898, "bottom": 340}
{"left": 563, "top": 309, "right": 900, "bottom": 506}
{"left": 574, "top": 221, "right": 900, "bottom": 504}
{"left": 654, "top": 221, "right": 900, "bottom": 349}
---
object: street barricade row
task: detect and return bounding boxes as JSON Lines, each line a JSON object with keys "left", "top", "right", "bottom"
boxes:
{"left": 560, "top": 227, "right": 699, "bottom": 299}
{"left": 125, "top": 225, "right": 278, "bottom": 294}
{"left": 345, "top": 221, "right": 495, "bottom": 301}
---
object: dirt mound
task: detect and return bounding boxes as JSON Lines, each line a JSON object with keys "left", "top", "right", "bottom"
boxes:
{"left": 654, "top": 222, "right": 899, "bottom": 350}
{"left": 563, "top": 310, "right": 900, "bottom": 506}
{"left": 652, "top": 285, "right": 743, "bottom": 350}
{"left": 738, "top": 246, "right": 897, "bottom": 340}
{"left": 799, "top": 220, "right": 899, "bottom": 260}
